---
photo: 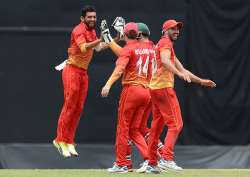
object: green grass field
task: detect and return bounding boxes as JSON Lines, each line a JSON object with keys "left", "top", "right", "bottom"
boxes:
{"left": 0, "top": 169, "right": 249, "bottom": 177}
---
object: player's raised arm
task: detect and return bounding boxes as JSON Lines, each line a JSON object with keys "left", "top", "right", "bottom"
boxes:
{"left": 100, "top": 18, "right": 125, "bottom": 56}
{"left": 79, "top": 39, "right": 102, "bottom": 53}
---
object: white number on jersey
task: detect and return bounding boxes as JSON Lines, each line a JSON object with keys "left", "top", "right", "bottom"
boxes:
{"left": 136, "top": 55, "right": 150, "bottom": 77}
{"left": 136, "top": 56, "right": 143, "bottom": 75}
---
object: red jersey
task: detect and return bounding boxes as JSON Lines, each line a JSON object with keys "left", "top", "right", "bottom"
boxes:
{"left": 66, "top": 22, "right": 97, "bottom": 70}
{"left": 150, "top": 36, "right": 176, "bottom": 89}
{"left": 116, "top": 40, "right": 157, "bottom": 87}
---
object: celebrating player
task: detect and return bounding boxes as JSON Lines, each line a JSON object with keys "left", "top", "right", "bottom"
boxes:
{"left": 101, "top": 19, "right": 165, "bottom": 172}
{"left": 146, "top": 19, "right": 216, "bottom": 174}
{"left": 101, "top": 22, "right": 157, "bottom": 173}
{"left": 53, "top": 5, "right": 108, "bottom": 158}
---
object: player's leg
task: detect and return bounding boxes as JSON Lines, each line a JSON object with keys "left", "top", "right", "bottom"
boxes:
{"left": 157, "top": 88, "right": 183, "bottom": 171}
{"left": 129, "top": 87, "right": 150, "bottom": 161}
{"left": 131, "top": 109, "right": 150, "bottom": 174}
{"left": 139, "top": 100, "right": 151, "bottom": 138}
{"left": 139, "top": 100, "right": 164, "bottom": 158}
{"left": 125, "top": 140, "right": 133, "bottom": 171}
{"left": 146, "top": 101, "right": 164, "bottom": 174}
{"left": 108, "top": 85, "right": 135, "bottom": 173}
{"left": 67, "top": 70, "right": 89, "bottom": 156}
{"left": 54, "top": 65, "right": 82, "bottom": 157}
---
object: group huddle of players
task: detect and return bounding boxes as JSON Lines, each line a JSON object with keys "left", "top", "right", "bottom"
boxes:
{"left": 52, "top": 5, "right": 216, "bottom": 174}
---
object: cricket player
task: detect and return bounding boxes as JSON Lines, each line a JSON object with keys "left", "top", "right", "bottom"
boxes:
{"left": 146, "top": 19, "right": 216, "bottom": 174}
{"left": 101, "top": 20, "right": 164, "bottom": 172}
{"left": 101, "top": 22, "right": 156, "bottom": 173}
{"left": 53, "top": 5, "right": 108, "bottom": 158}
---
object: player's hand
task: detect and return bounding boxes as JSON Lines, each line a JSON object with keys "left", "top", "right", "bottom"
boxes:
{"left": 200, "top": 79, "right": 216, "bottom": 88}
{"left": 178, "top": 71, "right": 191, "bottom": 83}
{"left": 112, "top": 17, "right": 125, "bottom": 38}
{"left": 100, "top": 20, "right": 113, "bottom": 44}
{"left": 101, "top": 85, "right": 111, "bottom": 97}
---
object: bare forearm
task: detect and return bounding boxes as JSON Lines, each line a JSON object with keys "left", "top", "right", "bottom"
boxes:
{"left": 95, "top": 42, "right": 109, "bottom": 52}
{"left": 162, "top": 60, "right": 181, "bottom": 76}
{"left": 109, "top": 41, "right": 123, "bottom": 57}
{"left": 185, "top": 70, "right": 202, "bottom": 84}
{"left": 80, "top": 39, "right": 101, "bottom": 53}
{"left": 105, "top": 66, "right": 124, "bottom": 87}
{"left": 85, "top": 39, "right": 102, "bottom": 50}
{"left": 175, "top": 58, "right": 185, "bottom": 72}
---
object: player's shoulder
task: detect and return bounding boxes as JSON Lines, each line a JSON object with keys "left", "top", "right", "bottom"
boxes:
{"left": 142, "top": 40, "right": 156, "bottom": 48}
{"left": 157, "top": 37, "right": 166, "bottom": 44}
{"left": 72, "top": 23, "right": 86, "bottom": 34}
{"left": 157, "top": 36, "right": 172, "bottom": 48}
{"left": 124, "top": 40, "right": 139, "bottom": 50}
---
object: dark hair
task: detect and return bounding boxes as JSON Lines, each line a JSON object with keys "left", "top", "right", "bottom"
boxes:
{"left": 126, "top": 31, "right": 138, "bottom": 39}
{"left": 141, "top": 32, "right": 149, "bottom": 38}
{"left": 81, "top": 5, "right": 96, "bottom": 17}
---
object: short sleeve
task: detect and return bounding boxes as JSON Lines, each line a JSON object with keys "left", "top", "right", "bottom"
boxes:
{"left": 158, "top": 39, "right": 172, "bottom": 51}
{"left": 115, "top": 47, "right": 131, "bottom": 67}
{"left": 73, "top": 28, "right": 86, "bottom": 47}
{"left": 116, "top": 56, "right": 130, "bottom": 68}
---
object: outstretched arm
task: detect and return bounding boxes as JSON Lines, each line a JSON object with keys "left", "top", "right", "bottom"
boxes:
{"left": 99, "top": 19, "right": 123, "bottom": 55}
{"left": 186, "top": 70, "right": 216, "bottom": 87}
{"left": 174, "top": 56, "right": 185, "bottom": 72}
{"left": 175, "top": 57, "right": 216, "bottom": 87}
{"left": 94, "top": 41, "right": 109, "bottom": 52}
{"left": 95, "top": 35, "right": 122, "bottom": 52}
{"left": 109, "top": 41, "right": 123, "bottom": 56}
{"left": 79, "top": 39, "right": 102, "bottom": 53}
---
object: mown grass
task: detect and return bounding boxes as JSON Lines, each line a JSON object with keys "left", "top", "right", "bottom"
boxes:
{"left": 0, "top": 169, "right": 249, "bottom": 177}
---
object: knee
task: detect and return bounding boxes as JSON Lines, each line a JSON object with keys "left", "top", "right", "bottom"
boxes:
{"left": 171, "top": 122, "right": 183, "bottom": 133}
{"left": 177, "top": 122, "right": 183, "bottom": 133}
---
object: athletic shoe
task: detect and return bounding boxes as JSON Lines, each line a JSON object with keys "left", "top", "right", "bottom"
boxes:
{"left": 158, "top": 158, "right": 183, "bottom": 171}
{"left": 136, "top": 160, "right": 149, "bottom": 173}
{"left": 127, "top": 165, "right": 133, "bottom": 172}
{"left": 53, "top": 140, "right": 71, "bottom": 158}
{"left": 67, "top": 144, "right": 79, "bottom": 157}
{"left": 107, "top": 163, "right": 128, "bottom": 173}
{"left": 145, "top": 165, "right": 161, "bottom": 174}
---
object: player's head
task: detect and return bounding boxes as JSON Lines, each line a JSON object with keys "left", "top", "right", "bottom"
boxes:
{"left": 137, "top": 22, "right": 150, "bottom": 39}
{"left": 124, "top": 22, "right": 138, "bottom": 40}
{"left": 80, "top": 5, "right": 97, "bottom": 29}
{"left": 162, "top": 19, "right": 183, "bottom": 41}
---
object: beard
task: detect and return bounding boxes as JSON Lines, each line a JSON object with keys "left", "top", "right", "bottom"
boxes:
{"left": 85, "top": 21, "right": 96, "bottom": 29}
{"left": 170, "top": 34, "right": 178, "bottom": 41}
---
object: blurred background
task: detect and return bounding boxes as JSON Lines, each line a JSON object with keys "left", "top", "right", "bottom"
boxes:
{"left": 0, "top": 0, "right": 249, "bottom": 169}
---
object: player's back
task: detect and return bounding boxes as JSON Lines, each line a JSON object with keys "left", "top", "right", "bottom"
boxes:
{"left": 122, "top": 40, "right": 157, "bottom": 87}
